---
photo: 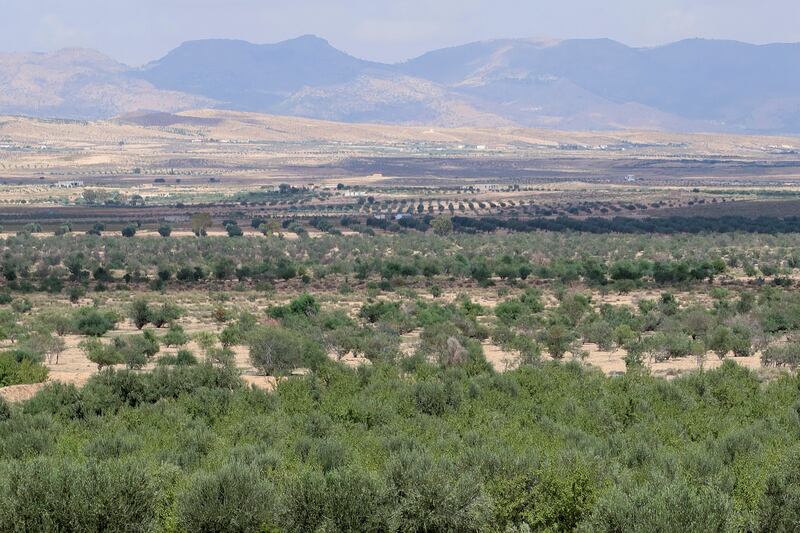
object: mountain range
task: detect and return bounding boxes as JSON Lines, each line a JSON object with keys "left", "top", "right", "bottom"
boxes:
{"left": 2, "top": 35, "right": 800, "bottom": 133}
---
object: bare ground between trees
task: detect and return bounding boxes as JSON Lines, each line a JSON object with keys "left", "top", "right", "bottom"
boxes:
{"left": 0, "top": 284, "right": 781, "bottom": 402}
{"left": 0, "top": 333, "right": 767, "bottom": 403}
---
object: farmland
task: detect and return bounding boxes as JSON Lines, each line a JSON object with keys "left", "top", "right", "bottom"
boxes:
{"left": 2, "top": 111, "right": 800, "bottom": 531}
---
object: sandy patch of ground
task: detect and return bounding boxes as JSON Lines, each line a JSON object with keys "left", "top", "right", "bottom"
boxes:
{"left": 579, "top": 342, "right": 763, "bottom": 377}
{"left": 0, "top": 285, "right": 778, "bottom": 404}
{"left": 0, "top": 383, "right": 47, "bottom": 403}
{"left": 42, "top": 334, "right": 103, "bottom": 388}
{"left": 580, "top": 344, "right": 627, "bottom": 375}
{"left": 400, "top": 329, "right": 421, "bottom": 355}
{"left": 330, "top": 351, "right": 372, "bottom": 369}
{"left": 649, "top": 351, "right": 762, "bottom": 377}
{"left": 241, "top": 375, "right": 278, "bottom": 391}
{"left": 482, "top": 342, "right": 519, "bottom": 372}
{"left": 0, "top": 328, "right": 278, "bottom": 402}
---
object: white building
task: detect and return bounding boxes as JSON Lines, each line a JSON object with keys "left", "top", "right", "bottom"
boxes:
{"left": 53, "top": 180, "right": 84, "bottom": 188}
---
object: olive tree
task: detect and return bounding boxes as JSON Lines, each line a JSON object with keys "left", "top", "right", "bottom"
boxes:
{"left": 177, "top": 462, "right": 275, "bottom": 533}
{"left": 191, "top": 213, "right": 213, "bottom": 237}
{"left": 79, "top": 339, "right": 122, "bottom": 370}
{"left": 248, "top": 325, "right": 323, "bottom": 376}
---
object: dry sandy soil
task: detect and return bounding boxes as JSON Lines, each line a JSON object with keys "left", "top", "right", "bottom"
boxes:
{"left": 2, "top": 110, "right": 797, "bottom": 152}
{"left": 0, "top": 333, "right": 774, "bottom": 404}
{"left": 579, "top": 343, "right": 762, "bottom": 377}
{"left": 0, "top": 284, "right": 781, "bottom": 403}
{"left": 9, "top": 330, "right": 757, "bottom": 404}
{"left": 2, "top": 109, "right": 800, "bottom": 191}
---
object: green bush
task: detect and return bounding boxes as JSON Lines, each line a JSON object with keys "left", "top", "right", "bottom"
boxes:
{"left": 0, "top": 353, "right": 48, "bottom": 386}
{"left": 149, "top": 302, "right": 182, "bottom": 328}
{"left": 84, "top": 431, "right": 143, "bottom": 460}
{"left": 495, "top": 290, "right": 544, "bottom": 324}
{"left": 177, "top": 461, "right": 274, "bottom": 532}
{"left": 582, "top": 319, "right": 615, "bottom": 351}
{"left": 0, "top": 458, "right": 164, "bottom": 532}
{"left": 279, "top": 469, "right": 328, "bottom": 532}
{"left": 156, "top": 349, "right": 199, "bottom": 366}
{"left": 161, "top": 323, "right": 189, "bottom": 347}
{"left": 10, "top": 298, "right": 32, "bottom": 314}
{"left": 129, "top": 298, "right": 150, "bottom": 329}
{"left": 0, "top": 397, "right": 10, "bottom": 421}
{"left": 580, "top": 478, "right": 732, "bottom": 532}
{"left": 413, "top": 380, "right": 461, "bottom": 416}
{"left": 115, "top": 332, "right": 159, "bottom": 370}
{"left": 385, "top": 450, "right": 492, "bottom": 532}
{"left": 80, "top": 338, "right": 123, "bottom": 370}
{"left": 22, "top": 382, "right": 82, "bottom": 419}
{"left": 269, "top": 293, "right": 320, "bottom": 319}
{"left": 175, "top": 349, "right": 198, "bottom": 366}
{"left": 758, "top": 448, "right": 800, "bottom": 532}
{"left": 762, "top": 344, "right": 800, "bottom": 368}
{"left": 540, "top": 324, "right": 573, "bottom": 359}
{"left": 320, "top": 466, "right": 389, "bottom": 532}
{"left": 73, "top": 307, "right": 117, "bottom": 337}
{"left": 248, "top": 325, "right": 324, "bottom": 376}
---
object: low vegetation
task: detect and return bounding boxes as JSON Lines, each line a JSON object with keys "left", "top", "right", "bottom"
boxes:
{"left": 2, "top": 215, "right": 800, "bottom": 531}
{"left": 1, "top": 358, "right": 800, "bottom": 531}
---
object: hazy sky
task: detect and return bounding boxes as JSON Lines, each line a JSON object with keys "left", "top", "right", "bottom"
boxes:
{"left": 3, "top": 0, "right": 800, "bottom": 66}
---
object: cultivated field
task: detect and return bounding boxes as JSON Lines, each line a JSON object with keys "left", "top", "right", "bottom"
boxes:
{"left": 2, "top": 111, "right": 800, "bottom": 531}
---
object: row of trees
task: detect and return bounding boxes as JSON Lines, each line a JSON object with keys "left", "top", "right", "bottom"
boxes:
{"left": 3, "top": 229, "right": 800, "bottom": 288}
{"left": 14, "top": 211, "right": 800, "bottom": 243}
{"left": 0, "top": 250, "right": 756, "bottom": 294}
{"left": 3, "top": 236, "right": 790, "bottom": 294}
{"left": 450, "top": 215, "right": 800, "bottom": 235}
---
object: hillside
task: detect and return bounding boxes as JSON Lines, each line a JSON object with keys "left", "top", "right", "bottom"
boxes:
{"left": 2, "top": 37, "right": 800, "bottom": 132}
{"left": 2, "top": 108, "right": 798, "bottom": 152}
{"left": 399, "top": 38, "right": 800, "bottom": 132}
{"left": 0, "top": 48, "right": 211, "bottom": 118}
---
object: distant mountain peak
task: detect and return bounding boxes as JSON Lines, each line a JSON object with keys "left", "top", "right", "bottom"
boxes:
{"left": 3, "top": 36, "right": 800, "bottom": 133}
{"left": 23, "top": 47, "right": 125, "bottom": 70}
{"left": 286, "top": 34, "right": 332, "bottom": 45}
{"left": 164, "top": 35, "right": 338, "bottom": 56}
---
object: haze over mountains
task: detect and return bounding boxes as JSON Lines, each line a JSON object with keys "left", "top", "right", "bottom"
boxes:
{"left": 2, "top": 35, "right": 800, "bottom": 133}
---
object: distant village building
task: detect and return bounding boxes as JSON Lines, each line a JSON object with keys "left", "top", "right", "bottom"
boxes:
{"left": 53, "top": 180, "right": 84, "bottom": 188}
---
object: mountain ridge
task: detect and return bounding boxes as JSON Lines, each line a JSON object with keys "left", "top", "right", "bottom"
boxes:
{"left": 1, "top": 36, "right": 799, "bottom": 133}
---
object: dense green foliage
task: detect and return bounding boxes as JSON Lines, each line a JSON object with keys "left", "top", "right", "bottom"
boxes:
{"left": 451, "top": 215, "right": 800, "bottom": 235}
{"left": 0, "top": 353, "right": 48, "bottom": 387}
{"left": 4, "top": 227, "right": 800, "bottom": 530}
{"left": 0, "top": 360, "right": 799, "bottom": 531}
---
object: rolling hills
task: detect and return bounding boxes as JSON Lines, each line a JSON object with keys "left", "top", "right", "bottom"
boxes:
{"left": 2, "top": 36, "right": 800, "bottom": 133}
